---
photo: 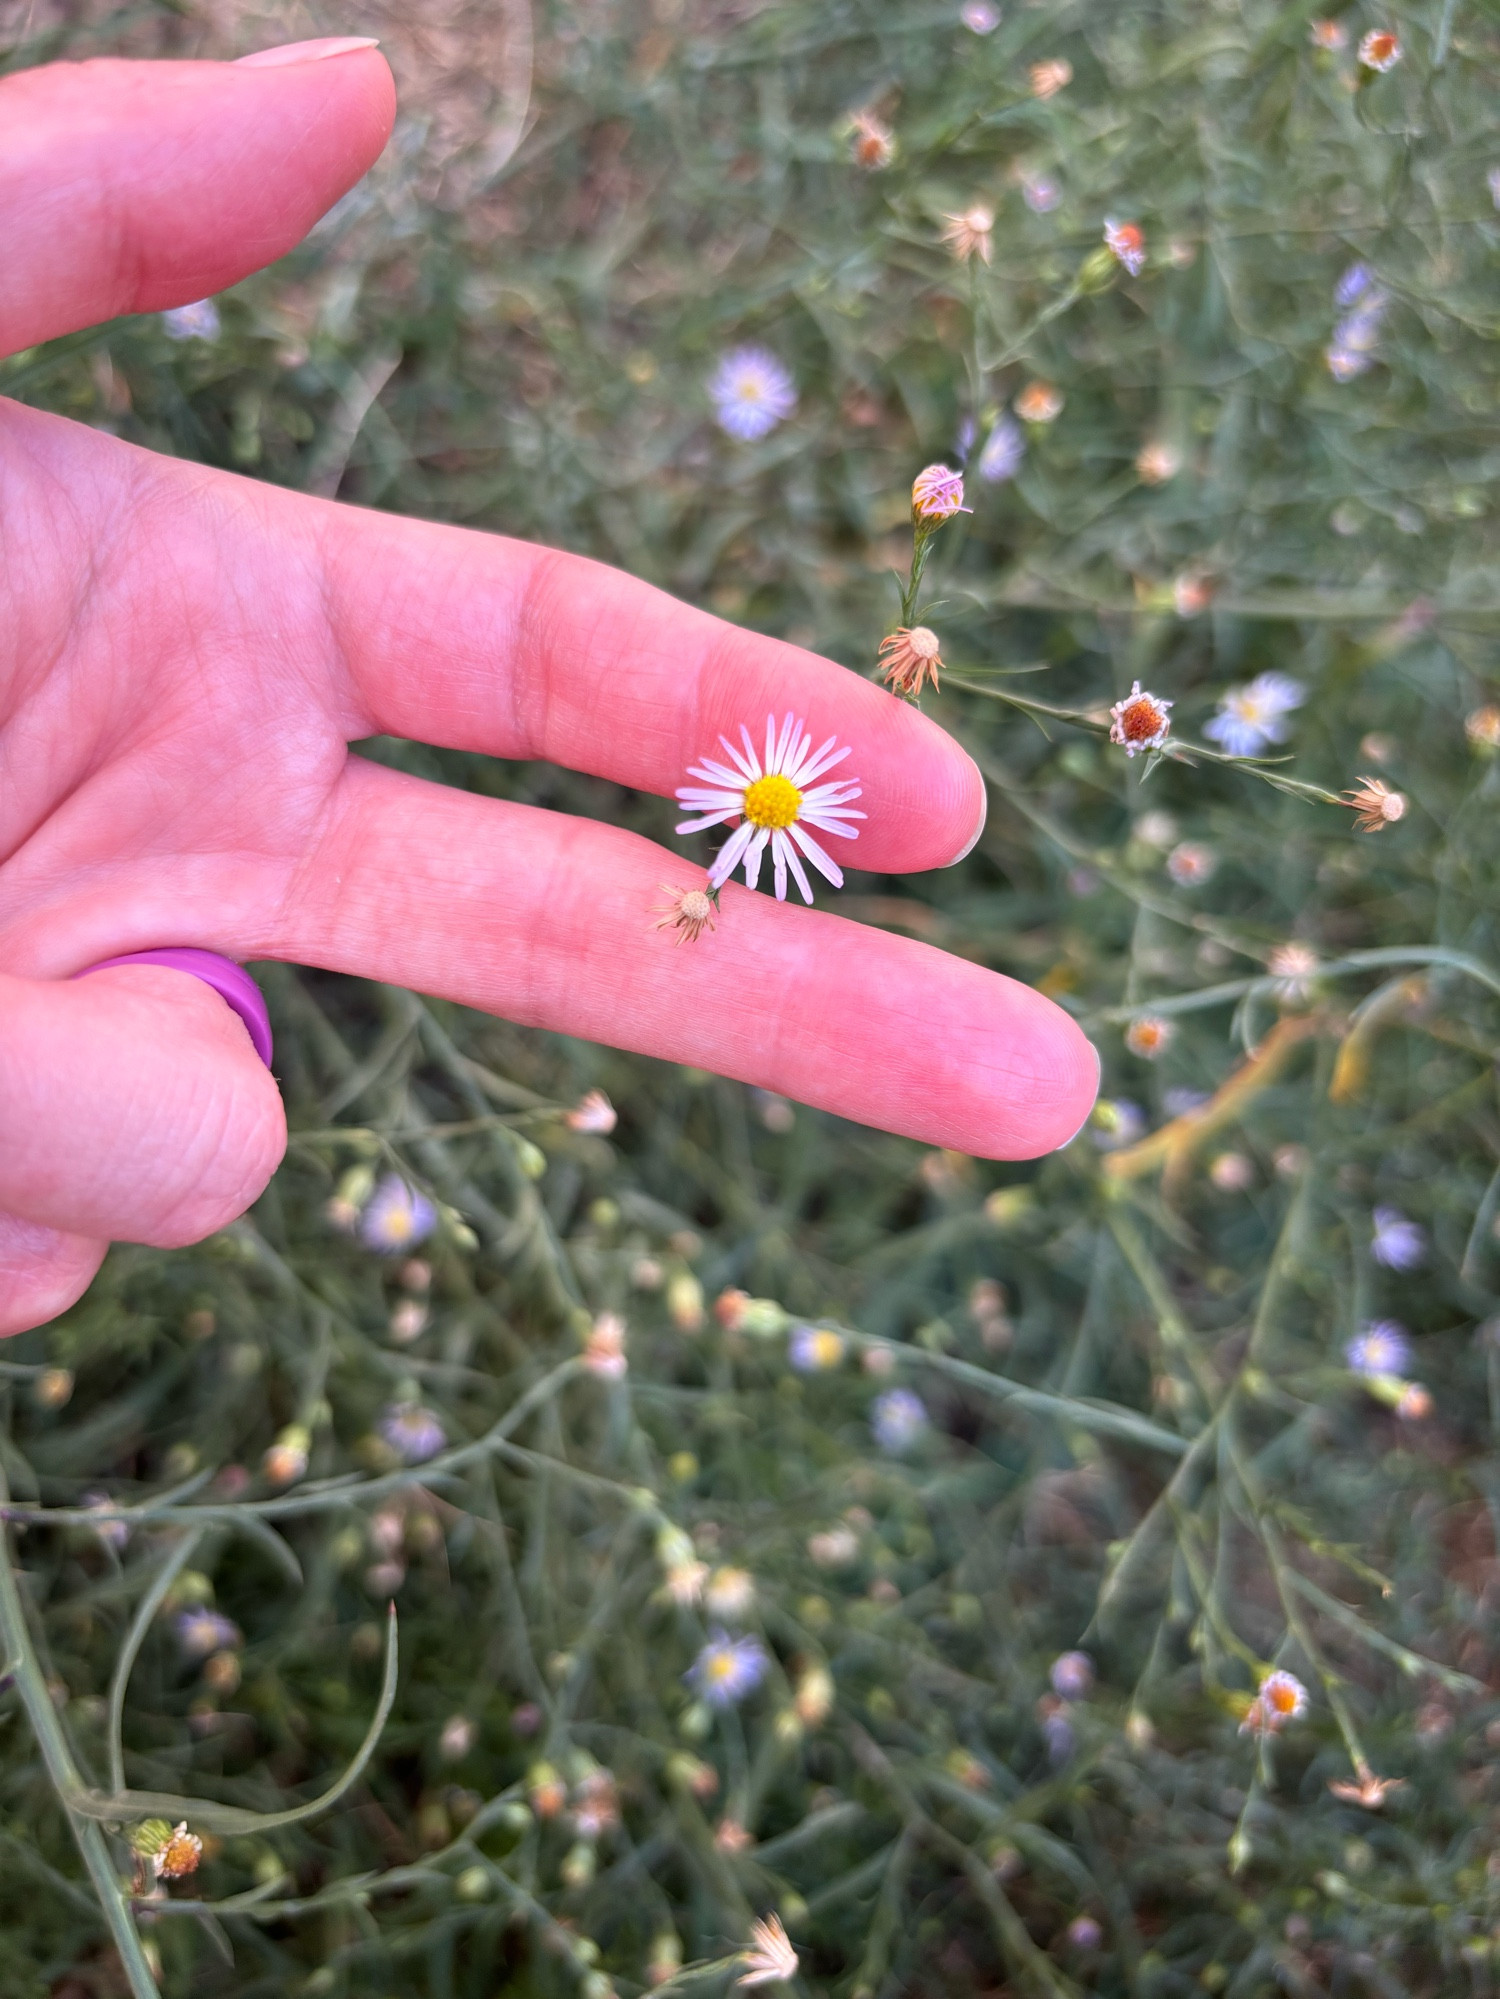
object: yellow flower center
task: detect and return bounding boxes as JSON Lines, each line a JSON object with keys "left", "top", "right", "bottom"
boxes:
{"left": 743, "top": 773, "right": 802, "bottom": 829}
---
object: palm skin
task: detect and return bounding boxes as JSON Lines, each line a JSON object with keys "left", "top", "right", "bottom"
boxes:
{"left": 0, "top": 45, "right": 1097, "bottom": 1334}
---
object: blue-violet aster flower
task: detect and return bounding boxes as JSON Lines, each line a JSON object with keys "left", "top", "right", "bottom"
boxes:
{"left": 360, "top": 1176, "right": 438, "bottom": 1254}
{"left": 688, "top": 1630, "right": 771, "bottom": 1707}
{"left": 1345, "top": 1322, "right": 1412, "bottom": 1378}
{"left": 872, "top": 1387, "right": 929, "bottom": 1454}
{"left": 379, "top": 1403, "right": 447, "bottom": 1464}
{"left": 1202, "top": 672, "right": 1306, "bottom": 757}
{"left": 708, "top": 347, "right": 797, "bottom": 440}
{"left": 1371, "top": 1206, "right": 1425, "bottom": 1270}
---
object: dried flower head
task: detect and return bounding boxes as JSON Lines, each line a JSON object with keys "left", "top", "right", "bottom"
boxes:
{"left": 584, "top": 1311, "right": 628, "bottom": 1380}
{"left": 566, "top": 1088, "right": 617, "bottom": 1134}
{"left": 1015, "top": 380, "right": 1064, "bottom": 423}
{"left": 737, "top": 1913, "right": 799, "bottom": 1989}
{"left": 911, "top": 462, "right": 970, "bottom": 522}
{"left": 1267, "top": 941, "right": 1320, "bottom": 1003}
{"left": 1104, "top": 219, "right": 1146, "bottom": 275}
{"left": 1397, "top": 1381, "right": 1434, "bottom": 1421}
{"left": 1124, "top": 1015, "right": 1174, "bottom": 1059}
{"left": 1173, "top": 572, "right": 1214, "bottom": 617}
{"left": 1328, "top": 1764, "right": 1405, "bottom": 1808}
{"left": 1167, "top": 841, "right": 1216, "bottom": 885}
{"left": 676, "top": 714, "right": 864, "bottom": 903}
{"left": 940, "top": 204, "right": 995, "bottom": 263}
{"left": 878, "top": 625, "right": 944, "bottom": 698}
{"left": 1029, "top": 58, "right": 1072, "bottom": 98}
{"left": 1465, "top": 705, "right": 1500, "bottom": 749}
{"left": 1135, "top": 440, "right": 1181, "bottom": 484}
{"left": 709, "top": 348, "right": 797, "bottom": 440}
{"left": 1358, "top": 28, "right": 1401, "bottom": 70}
{"left": 155, "top": 1823, "right": 204, "bottom": 1880}
{"left": 1240, "top": 1669, "right": 1309, "bottom": 1734}
{"left": 1210, "top": 1151, "right": 1254, "bottom": 1192}
{"left": 850, "top": 108, "right": 894, "bottom": 169}
{"left": 655, "top": 882, "right": 718, "bottom": 944}
{"left": 1109, "top": 681, "right": 1173, "bottom": 756}
{"left": 794, "top": 1663, "right": 835, "bottom": 1725}
{"left": 1343, "top": 776, "right": 1407, "bottom": 831}
{"left": 1309, "top": 17, "right": 1347, "bottom": 48}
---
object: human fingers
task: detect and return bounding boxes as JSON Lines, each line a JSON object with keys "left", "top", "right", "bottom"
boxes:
{"left": 304, "top": 505, "right": 987, "bottom": 875}
{"left": 0, "top": 48, "right": 394, "bottom": 356}
{"left": 0, "top": 966, "right": 286, "bottom": 1254}
{"left": 279, "top": 759, "right": 1097, "bottom": 1159}
{"left": 0, "top": 1216, "right": 105, "bottom": 1339}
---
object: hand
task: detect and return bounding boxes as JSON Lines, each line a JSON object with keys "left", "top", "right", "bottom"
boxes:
{"left": 0, "top": 45, "right": 1097, "bottom": 1334}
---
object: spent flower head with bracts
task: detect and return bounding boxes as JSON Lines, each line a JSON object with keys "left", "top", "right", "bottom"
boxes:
{"left": 1136, "top": 440, "right": 1181, "bottom": 484}
{"left": 1029, "top": 58, "right": 1072, "bottom": 98}
{"left": 584, "top": 1311, "right": 628, "bottom": 1379}
{"left": 1240, "top": 1669, "right": 1309, "bottom": 1735}
{"left": 737, "top": 1913, "right": 799, "bottom": 1989}
{"left": 1202, "top": 672, "right": 1305, "bottom": 757}
{"left": 378, "top": 1403, "right": 447, "bottom": 1464}
{"left": 1104, "top": 219, "right": 1146, "bottom": 275}
{"left": 1167, "top": 841, "right": 1216, "bottom": 885}
{"left": 1310, "top": 17, "right": 1347, "bottom": 48}
{"left": 655, "top": 882, "right": 718, "bottom": 944}
{"left": 708, "top": 347, "right": 797, "bottom": 440}
{"left": 940, "top": 205, "right": 994, "bottom": 263}
{"left": 1015, "top": 380, "right": 1064, "bottom": 423}
{"left": 1124, "top": 1015, "right": 1174, "bottom": 1060}
{"left": 360, "top": 1176, "right": 438, "bottom": 1255}
{"left": 675, "top": 714, "right": 864, "bottom": 903}
{"left": 1345, "top": 1322, "right": 1413, "bottom": 1379}
{"left": 1109, "top": 682, "right": 1172, "bottom": 756}
{"left": 1372, "top": 1206, "right": 1425, "bottom": 1270}
{"left": 1358, "top": 28, "right": 1401, "bottom": 70}
{"left": 1267, "top": 941, "right": 1320, "bottom": 1003}
{"left": 849, "top": 108, "right": 895, "bottom": 169}
{"left": 878, "top": 626, "right": 943, "bottom": 699}
{"left": 1343, "top": 776, "right": 1407, "bottom": 831}
{"left": 911, "top": 463, "right": 970, "bottom": 523}
{"left": 689, "top": 1630, "right": 771, "bottom": 1707}
{"left": 566, "top": 1088, "right": 617, "bottom": 1134}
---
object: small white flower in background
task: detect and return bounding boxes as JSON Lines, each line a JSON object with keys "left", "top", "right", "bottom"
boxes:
{"left": 705, "top": 1566, "right": 757, "bottom": 1620}
{"left": 378, "top": 1404, "right": 446, "bottom": 1465}
{"left": 709, "top": 347, "right": 797, "bottom": 440}
{"left": 162, "top": 299, "right": 221, "bottom": 342}
{"left": 1210, "top": 1152, "right": 1254, "bottom": 1192}
{"left": 1135, "top": 440, "right": 1181, "bottom": 484}
{"left": 1371, "top": 1206, "right": 1425, "bottom": 1270}
{"left": 940, "top": 204, "right": 995, "bottom": 264}
{"left": 961, "top": 0, "right": 1000, "bottom": 30}
{"left": 664, "top": 1557, "right": 709, "bottom": 1605}
{"left": 789, "top": 1324, "right": 846, "bottom": 1372}
{"left": 977, "top": 415, "right": 1026, "bottom": 483}
{"left": 688, "top": 1631, "right": 770, "bottom": 1707}
{"left": 1345, "top": 1322, "right": 1412, "bottom": 1379}
{"left": 1172, "top": 572, "right": 1214, "bottom": 618}
{"left": 1124, "top": 1015, "right": 1174, "bottom": 1060}
{"left": 1357, "top": 28, "right": 1401, "bottom": 71}
{"left": 1267, "top": 941, "right": 1320, "bottom": 1003}
{"left": 388, "top": 1299, "right": 428, "bottom": 1345}
{"left": 584, "top": 1312, "right": 628, "bottom": 1379}
{"left": 1202, "top": 672, "right": 1305, "bottom": 757}
{"left": 440, "top": 1715, "right": 476, "bottom": 1761}
{"left": 676, "top": 713, "right": 864, "bottom": 904}
{"left": 175, "top": 1609, "right": 241, "bottom": 1659}
{"left": 737, "top": 1913, "right": 799, "bottom": 1989}
{"left": 794, "top": 1663, "right": 835, "bottom": 1725}
{"left": 566, "top": 1088, "right": 617, "bottom": 1135}
{"left": 1021, "top": 172, "right": 1062, "bottom": 213}
{"left": 872, "top": 1387, "right": 928, "bottom": 1453}
{"left": 1166, "top": 841, "right": 1216, "bottom": 885}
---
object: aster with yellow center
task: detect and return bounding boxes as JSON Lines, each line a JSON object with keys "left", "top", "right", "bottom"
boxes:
{"left": 676, "top": 712, "right": 864, "bottom": 903}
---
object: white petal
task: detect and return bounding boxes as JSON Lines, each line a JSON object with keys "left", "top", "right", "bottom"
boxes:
{"left": 764, "top": 714, "right": 780, "bottom": 773}
{"left": 688, "top": 757, "right": 748, "bottom": 787}
{"left": 773, "top": 711, "right": 801, "bottom": 774}
{"left": 677, "top": 783, "right": 744, "bottom": 803}
{"left": 708, "top": 818, "right": 757, "bottom": 886}
{"left": 800, "top": 813, "right": 861, "bottom": 839}
{"left": 771, "top": 828, "right": 788, "bottom": 902}
{"left": 738, "top": 724, "right": 764, "bottom": 779}
{"left": 719, "top": 734, "right": 760, "bottom": 782}
{"left": 794, "top": 739, "right": 852, "bottom": 786}
{"left": 676, "top": 811, "right": 740, "bottom": 835}
{"left": 802, "top": 779, "right": 862, "bottom": 806}
{"left": 742, "top": 826, "right": 770, "bottom": 890}
{"left": 790, "top": 821, "right": 844, "bottom": 886}
{"left": 776, "top": 828, "right": 814, "bottom": 903}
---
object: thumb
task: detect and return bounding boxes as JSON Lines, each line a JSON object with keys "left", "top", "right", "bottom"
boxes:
{"left": 0, "top": 1215, "right": 107, "bottom": 1340}
{"left": 0, "top": 966, "right": 286, "bottom": 1329}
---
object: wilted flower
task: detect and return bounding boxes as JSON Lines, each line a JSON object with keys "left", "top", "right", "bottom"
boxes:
{"left": 1202, "top": 672, "right": 1305, "bottom": 757}
{"left": 676, "top": 714, "right": 864, "bottom": 903}
{"left": 911, "top": 462, "right": 970, "bottom": 522}
{"left": 1465, "top": 705, "right": 1500, "bottom": 749}
{"left": 872, "top": 1386, "right": 928, "bottom": 1453}
{"left": 1050, "top": 1650, "right": 1094, "bottom": 1699}
{"left": 263, "top": 1425, "right": 310, "bottom": 1487}
{"left": 1346, "top": 1321, "right": 1413, "bottom": 1378}
{"left": 440, "top": 1715, "right": 477, "bottom": 1761}
{"left": 961, "top": 0, "right": 1001, "bottom": 29}
{"left": 1104, "top": 219, "right": 1146, "bottom": 275}
{"left": 689, "top": 1630, "right": 771, "bottom": 1707}
{"left": 1358, "top": 28, "right": 1401, "bottom": 70}
{"left": 1067, "top": 1916, "right": 1103, "bottom": 1950}
{"left": 162, "top": 300, "right": 221, "bottom": 342}
{"left": 737, "top": 1913, "right": 799, "bottom": 1989}
{"left": 175, "top": 1609, "right": 241, "bottom": 1660}
{"left": 566, "top": 1089, "right": 617, "bottom": 1134}
{"left": 850, "top": 108, "right": 895, "bottom": 169}
{"left": 1015, "top": 380, "right": 1064, "bottom": 423}
{"left": 1029, "top": 58, "right": 1072, "bottom": 98}
{"left": 705, "top": 1566, "right": 757, "bottom": 1620}
{"left": 360, "top": 1176, "right": 438, "bottom": 1255}
{"left": 716, "top": 1816, "right": 755, "bottom": 1851}
{"left": 584, "top": 1312, "right": 628, "bottom": 1380}
{"left": 1309, "top": 18, "right": 1347, "bottom": 48}
{"left": 1328, "top": 1763, "right": 1405, "bottom": 1808}
{"left": 977, "top": 415, "right": 1026, "bottom": 482}
{"left": 1090, "top": 1098, "right": 1146, "bottom": 1149}
{"left": 1109, "top": 681, "right": 1173, "bottom": 756}
{"left": 1020, "top": 172, "right": 1062, "bottom": 212}
{"left": 378, "top": 1403, "right": 446, "bottom": 1464}
{"left": 878, "top": 625, "right": 944, "bottom": 698}
{"left": 794, "top": 1663, "right": 835, "bottom": 1726}
{"left": 572, "top": 1767, "right": 620, "bottom": 1839}
{"left": 1124, "top": 1015, "right": 1174, "bottom": 1060}
{"left": 654, "top": 883, "right": 719, "bottom": 945}
{"left": 709, "top": 348, "right": 797, "bottom": 440}
{"left": 1135, "top": 440, "right": 1181, "bottom": 483}
{"left": 1267, "top": 941, "right": 1320, "bottom": 1003}
{"left": 1397, "top": 1382, "right": 1434, "bottom": 1421}
{"left": 940, "top": 205, "right": 995, "bottom": 264}
{"left": 1167, "top": 841, "right": 1216, "bottom": 885}
{"left": 1173, "top": 571, "right": 1214, "bottom": 618}
{"left": 664, "top": 1558, "right": 709, "bottom": 1605}
{"left": 789, "top": 1324, "right": 846, "bottom": 1372}
{"left": 528, "top": 1761, "right": 567, "bottom": 1817}
{"left": 1372, "top": 1206, "right": 1425, "bottom": 1270}
{"left": 1343, "top": 776, "right": 1407, "bottom": 831}
{"left": 1210, "top": 1152, "right": 1254, "bottom": 1192}
{"left": 1240, "top": 1669, "right": 1309, "bottom": 1734}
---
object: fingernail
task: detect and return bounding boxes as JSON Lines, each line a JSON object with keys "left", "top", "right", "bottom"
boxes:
{"left": 947, "top": 760, "right": 988, "bottom": 865}
{"left": 235, "top": 36, "right": 380, "bottom": 67}
{"left": 1059, "top": 1041, "right": 1103, "bottom": 1148}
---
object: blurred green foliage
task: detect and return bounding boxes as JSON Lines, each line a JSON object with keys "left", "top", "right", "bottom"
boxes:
{"left": 4, "top": 0, "right": 1500, "bottom": 1993}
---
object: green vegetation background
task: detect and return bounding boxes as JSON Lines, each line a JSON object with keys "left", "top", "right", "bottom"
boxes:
{"left": 2, "top": 0, "right": 1500, "bottom": 1993}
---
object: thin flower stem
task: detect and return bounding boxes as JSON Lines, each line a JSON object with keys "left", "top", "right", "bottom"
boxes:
{"left": 106, "top": 1529, "right": 206, "bottom": 1797}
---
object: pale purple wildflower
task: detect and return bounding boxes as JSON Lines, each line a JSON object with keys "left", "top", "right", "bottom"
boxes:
{"left": 1042, "top": 1711, "right": 1075, "bottom": 1762}
{"left": 961, "top": 0, "right": 1001, "bottom": 30}
{"left": 162, "top": 299, "right": 221, "bottom": 342}
{"left": 1068, "top": 1916, "right": 1103, "bottom": 1950}
{"left": 1372, "top": 1207, "right": 1425, "bottom": 1271}
{"left": 1345, "top": 1322, "right": 1412, "bottom": 1378}
{"left": 1334, "top": 262, "right": 1374, "bottom": 307}
{"left": 1090, "top": 1099, "right": 1146, "bottom": 1150}
{"left": 1050, "top": 1650, "right": 1094, "bottom": 1700}
{"left": 1163, "top": 1087, "right": 1210, "bottom": 1118}
{"left": 1021, "top": 173, "right": 1062, "bottom": 214}
{"left": 175, "top": 1608, "right": 242, "bottom": 1659}
{"left": 688, "top": 1630, "right": 771, "bottom": 1707}
{"left": 871, "top": 1387, "right": 929, "bottom": 1453}
{"left": 708, "top": 347, "right": 797, "bottom": 441}
{"left": 83, "top": 1492, "right": 130, "bottom": 1552}
{"left": 360, "top": 1176, "right": 437, "bottom": 1254}
{"left": 977, "top": 416, "right": 1026, "bottom": 484}
{"left": 378, "top": 1403, "right": 447, "bottom": 1464}
{"left": 1202, "top": 672, "right": 1306, "bottom": 757}
{"left": 954, "top": 415, "right": 978, "bottom": 463}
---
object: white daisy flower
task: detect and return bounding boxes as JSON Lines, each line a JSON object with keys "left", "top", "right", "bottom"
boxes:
{"left": 676, "top": 713, "right": 864, "bottom": 904}
{"left": 1202, "top": 672, "right": 1306, "bottom": 758}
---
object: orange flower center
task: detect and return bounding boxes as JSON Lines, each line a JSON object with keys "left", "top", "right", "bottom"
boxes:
{"left": 1366, "top": 31, "right": 1396, "bottom": 60}
{"left": 1118, "top": 696, "right": 1166, "bottom": 742}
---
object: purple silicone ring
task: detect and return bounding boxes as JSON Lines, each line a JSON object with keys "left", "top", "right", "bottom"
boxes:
{"left": 75, "top": 949, "right": 274, "bottom": 1069}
